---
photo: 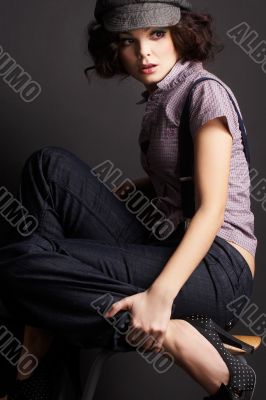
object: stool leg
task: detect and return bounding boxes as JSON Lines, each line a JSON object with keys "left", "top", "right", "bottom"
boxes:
{"left": 81, "top": 350, "right": 115, "bottom": 400}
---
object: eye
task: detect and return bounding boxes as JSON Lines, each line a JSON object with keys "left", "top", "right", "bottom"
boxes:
{"left": 118, "top": 30, "right": 166, "bottom": 47}
{"left": 151, "top": 30, "right": 166, "bottom": 39}
{"left": 118, "top": 38, "right": 134, "bottom": 47}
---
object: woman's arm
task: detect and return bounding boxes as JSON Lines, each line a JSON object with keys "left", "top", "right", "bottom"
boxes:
{"left": 149, "top": 116, "right": 233, "bottom": 302}
{"left": 105, "top": 116, "right": 233, "bottom": 354}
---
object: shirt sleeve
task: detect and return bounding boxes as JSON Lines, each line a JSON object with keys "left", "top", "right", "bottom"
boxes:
{"left": 188, "top": 79, "right": 242, "bottom": 141}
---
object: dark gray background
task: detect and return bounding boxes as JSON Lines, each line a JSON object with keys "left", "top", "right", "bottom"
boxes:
{"left": 0, "top": 0, "right": 265, "bottom": 399}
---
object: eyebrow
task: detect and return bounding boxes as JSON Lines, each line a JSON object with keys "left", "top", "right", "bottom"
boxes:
{"left": 119, "top": 27, "right": 165, "bottom": 35}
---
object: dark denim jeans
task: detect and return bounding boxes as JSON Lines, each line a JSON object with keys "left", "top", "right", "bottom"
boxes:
{"left": 0, "top": 146, "right": 254, "bottom": 354}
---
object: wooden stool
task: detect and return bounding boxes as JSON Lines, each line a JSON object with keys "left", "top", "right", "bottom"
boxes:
{"left": 223, "top": 334, "right": 262, "bottom": 355}
{"left": 81, "top": 335, "right": 262, "bottom": 400}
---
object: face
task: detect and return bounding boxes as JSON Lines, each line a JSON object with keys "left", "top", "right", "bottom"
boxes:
{"left": 117, "top": 26, "right": 180, "bottom": 93}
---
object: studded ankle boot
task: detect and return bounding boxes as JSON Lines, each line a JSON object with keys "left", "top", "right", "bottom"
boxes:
{"left": 183, "top": 314, "right": 256, "bottom": 400}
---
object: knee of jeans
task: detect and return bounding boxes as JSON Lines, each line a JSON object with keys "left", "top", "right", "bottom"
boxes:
{"left": 26, "top": 146, "right": 70, "bottom": 164}
{"left": 22, "top": 145, "right": 84, "bottom": 176}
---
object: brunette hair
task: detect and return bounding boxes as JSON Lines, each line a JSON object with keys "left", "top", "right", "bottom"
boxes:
{"left": 84, "top": 10, "right": 224, "bottom": 81}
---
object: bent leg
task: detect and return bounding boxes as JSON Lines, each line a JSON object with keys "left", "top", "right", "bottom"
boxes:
{"left": 14, "top": 145, "right": 149, "bottom": 243}
{"left": 0, "top": 234, "right": 252, "bottom": 352}
{"left": 0, "top": 234, "right": 146, "bottom": 350}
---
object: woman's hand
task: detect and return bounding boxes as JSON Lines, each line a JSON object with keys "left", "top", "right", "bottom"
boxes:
{"left": 104, "top": 287, "right": 174, "bottom": 353}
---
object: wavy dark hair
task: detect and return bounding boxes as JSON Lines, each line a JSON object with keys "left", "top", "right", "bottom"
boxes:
{"left": 84, "top": 9, "right": 224, "bottom": 82}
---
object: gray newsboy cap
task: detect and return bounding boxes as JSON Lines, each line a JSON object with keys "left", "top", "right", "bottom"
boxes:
{"left": 94, "top": 0, "right": 193, "bottom": 32}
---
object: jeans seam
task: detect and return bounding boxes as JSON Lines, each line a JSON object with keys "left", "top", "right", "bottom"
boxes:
{"left": 37, "top": 192, "right": 50, "bottom": 232}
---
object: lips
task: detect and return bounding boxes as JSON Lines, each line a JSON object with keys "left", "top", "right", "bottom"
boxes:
{"left": 141, "top": 64, "right": 157, "bottom": 69}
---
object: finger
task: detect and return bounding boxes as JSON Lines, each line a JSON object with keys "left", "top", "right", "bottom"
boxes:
{"left": 144, "top": 330, "right": 164, "bottom": 352}
{"left": 127, "top": 326, "right": 146, "bottom": 347}
{"left": 104, "top": 302, "right": 122, "bottom": 318}
{"left": 127, "top": 321, "right": 152, "bottom": 348}
{"left": 140, "top": 334, "right": 158, "bottom": 352}
{"left": 104, "top": 299, "right": 127, "bottom": 318}
{"left": 151, "top": 336, "right": 164, "bottom": 353}
{"left": 153, "top": 330, "right": 166, "bottom": 351}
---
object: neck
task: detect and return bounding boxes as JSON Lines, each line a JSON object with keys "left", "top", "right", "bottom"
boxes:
{"left": 145, "top": 83, "right": 158, "bottom": 94}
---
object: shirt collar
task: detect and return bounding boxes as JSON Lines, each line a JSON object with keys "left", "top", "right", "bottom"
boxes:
{"left": 136, "top": 58, "right": 202, "bottom": 105}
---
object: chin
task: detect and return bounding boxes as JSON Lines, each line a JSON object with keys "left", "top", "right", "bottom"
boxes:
{"left": 142, "top": 74, "right": 163, "bottom": 84}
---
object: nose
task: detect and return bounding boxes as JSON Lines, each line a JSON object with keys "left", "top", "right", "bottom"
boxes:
{"left": 135, "top": 39, "right": 152, "bottom": 59}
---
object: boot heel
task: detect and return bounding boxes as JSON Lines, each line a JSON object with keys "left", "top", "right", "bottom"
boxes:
{"left": 205, "top": 377, "right": 256, "bottom": 400}
{"left": 212, "top": 322, "right": 254, "bottom": 354}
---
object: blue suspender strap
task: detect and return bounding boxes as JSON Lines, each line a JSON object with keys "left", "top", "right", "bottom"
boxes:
{"left": 178, "top": 76, "right": 252, "bottom": 221}
{"left": 187, "top": 77, "right": 251, "bottom": 168}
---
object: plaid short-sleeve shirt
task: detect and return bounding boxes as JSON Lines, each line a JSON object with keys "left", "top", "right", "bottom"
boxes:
{"left": 137, "top": 58, "right": 257, "bottom": 257}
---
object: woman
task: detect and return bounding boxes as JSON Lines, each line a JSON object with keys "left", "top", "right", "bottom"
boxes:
{"left": 0, "top": 0, "right": 257, "bottom": 399}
